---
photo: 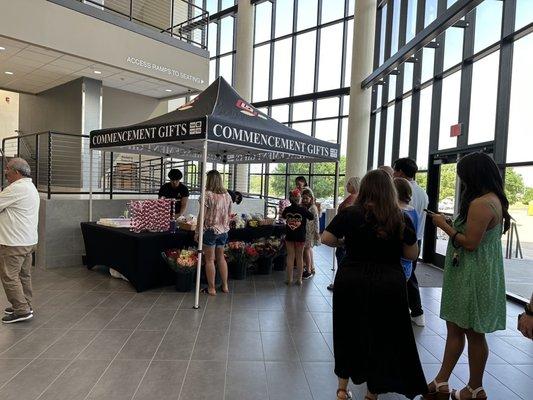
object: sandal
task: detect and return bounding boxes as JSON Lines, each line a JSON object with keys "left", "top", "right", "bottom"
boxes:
{"left": 451, "top": 386, "right": 486, "bottom": 400}
{"left": 336, "top": 388, "right": 352, "bottom": 399}
{"left": 423, "top": 380, "right": 450, "bottom": 400}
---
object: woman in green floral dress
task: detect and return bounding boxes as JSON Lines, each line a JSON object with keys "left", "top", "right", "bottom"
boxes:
{"left": 423, "top": 153, "right": 510, "bottom": 400}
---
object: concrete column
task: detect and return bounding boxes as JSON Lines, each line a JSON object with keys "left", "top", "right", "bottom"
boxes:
{"left": 345, "top": 0, "right": 377, "bottom": 180}
{"left": 81, "top": 78, "right": 103, "bottom": 189}
{"left": 232, "top": 0, "right": 254, "bottom": 192}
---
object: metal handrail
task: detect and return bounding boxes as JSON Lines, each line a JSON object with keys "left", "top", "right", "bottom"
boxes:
{"left": 1, "top": 131, "right": 201, "bottom": 199}
{"left": 75, "top": 0, "right": 208, "bottom": 49}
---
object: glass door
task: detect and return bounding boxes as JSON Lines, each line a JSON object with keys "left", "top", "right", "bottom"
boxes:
{"left": 424, "top": 145, "right": 494, "bottom": 268}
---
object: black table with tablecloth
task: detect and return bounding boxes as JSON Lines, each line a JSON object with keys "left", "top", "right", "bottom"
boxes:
{"left": 80, "top": 222, "right": 285, "bottom": 292}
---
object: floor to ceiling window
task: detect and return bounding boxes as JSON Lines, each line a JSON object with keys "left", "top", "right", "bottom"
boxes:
{"left": 369, "top": 0, "right": 533, "bottom": 301}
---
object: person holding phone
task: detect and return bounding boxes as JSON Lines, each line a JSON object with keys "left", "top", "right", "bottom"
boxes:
{"left": 423, "top": 153, "right": 510, "bottom": 400}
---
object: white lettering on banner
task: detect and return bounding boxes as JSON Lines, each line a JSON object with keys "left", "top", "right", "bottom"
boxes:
{"left": 211, "top": 124, "right": 334, "bottom": 158}
{"left": 92, "top": 121, "right": 203, "bottom": 147}
{"left": 126, "top": 56, "right": 205, "bottom": 84}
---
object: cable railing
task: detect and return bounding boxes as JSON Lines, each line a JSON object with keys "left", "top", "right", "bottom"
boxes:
{"left": 1, "top": 131, "right": 198, "bottom": 199}
{"left": 74, "top": 0, "right": 209, "bottom": 49}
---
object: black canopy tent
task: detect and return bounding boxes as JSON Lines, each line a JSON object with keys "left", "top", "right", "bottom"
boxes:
{"left": 89, "top": 77, "right": 340, "bottom": 308}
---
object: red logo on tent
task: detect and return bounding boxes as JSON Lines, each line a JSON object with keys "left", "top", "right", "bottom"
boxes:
{"left": 236, "top": 99, "right": 267, "bottom": 120}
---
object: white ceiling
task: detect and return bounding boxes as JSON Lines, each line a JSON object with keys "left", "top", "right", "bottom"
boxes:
{"left": 0, "top": 36, "right": 191, "bottom": 98}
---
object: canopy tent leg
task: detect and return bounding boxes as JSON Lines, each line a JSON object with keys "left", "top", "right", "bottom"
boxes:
{"left": 194, "top": 140, "right": 209, "bottom": 309}
{"left": 89, "top": 149, "right": 93, "bottom": 221}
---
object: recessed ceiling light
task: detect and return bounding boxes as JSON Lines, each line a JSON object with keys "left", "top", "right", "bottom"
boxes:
{"left": 0, "top": 47, "right": 5, "bottom": 51}
{"left": 5, "top": 71, "right": 13, "bottom": 75}
{"left": 165, "top": 89, "right": 172, "bottom": 92}
{"left": 93, "top": 70, "right": 102, "bottom": 74}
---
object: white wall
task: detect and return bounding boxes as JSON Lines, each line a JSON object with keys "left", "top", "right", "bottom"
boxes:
{"left": 0, "top": 90, "right": 19, "bottom": 142}
{"left": 102, "top": 86, "right": 168, "bottom": 128}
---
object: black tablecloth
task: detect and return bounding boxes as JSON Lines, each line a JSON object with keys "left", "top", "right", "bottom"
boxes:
{"left": 81, "top": 223, "right": 285, "bottom": 292}
{"left": 228, "top": 224, "right": 285, "bottom": 241}
{"left": 81, "top": 223, "right": 195, "bottom": 292}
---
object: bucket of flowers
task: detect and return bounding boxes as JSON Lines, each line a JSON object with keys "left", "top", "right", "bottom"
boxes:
{"left": 162, "top": 248, "right": 198, "bottom": 292}
{"left": 252, "top": 236, "right": 282, "bottom": 275}
{"left": 225, "top": 241, "right": 248, "bottom": 280}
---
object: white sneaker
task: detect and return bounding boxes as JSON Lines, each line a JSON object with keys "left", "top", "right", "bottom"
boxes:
{"left": 411, "top": 314, "right": 425, "bottom": 327}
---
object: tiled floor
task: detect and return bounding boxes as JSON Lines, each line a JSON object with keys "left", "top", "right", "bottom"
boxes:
{"left": 0, "top": 247, "right": 531, "bottom": 400}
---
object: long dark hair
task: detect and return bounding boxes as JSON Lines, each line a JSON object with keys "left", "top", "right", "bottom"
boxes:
{"left": 457, "top": 152, "right": 511, "bottom": 233}
{"left": 355, "top": 169, "right": 404, "bottom": 239}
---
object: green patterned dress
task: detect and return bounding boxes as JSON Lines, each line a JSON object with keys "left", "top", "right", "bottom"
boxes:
{"left": 440, "top": 213, "right": 506, "bottom": 333}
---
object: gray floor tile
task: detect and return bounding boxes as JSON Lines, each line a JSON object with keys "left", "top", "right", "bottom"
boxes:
{"left": 0, "top": 358, "right": 30, "bottom": 386}
{"left": 265, "top": 361, "right": 313, "bottom": 400}
{"left": 261, "top": 331, "right": 299, "bottom": 361}
{"left": 69, "top": 292, "right": 111, "bottom": 308}
{"left": 125, "top": 293, "right": 161, "bottom": 309}
{"left": 229, "top": 330, "right": 264, "bottom": 361}
{"left": 259, "top": 311, "right": 289, "bottom": 332}
{"left": 515, "top": 364, "right": 533, "bottom": 379}
{"left": 0, "top": 328, "right": 31, "bottom": 353}
{"left": 301, "top": 361, "right": 338, "bottom": 400}
{"left": 98, "top": 292, "right": 135, "bottom": 309}
{"left": 105, "top": 307, "right": 150, "bottom": 330}
{"left": 293, "top": 332, "right": 333, "bottom": 361}
{"left": 226, "top": 361, "right": 268, "bottom": 400}
{"left": 310, "top": 312, "right": 333, "bottom": 333}
{"left": 231, "top": 310, "right": 260, "bottom": 332}
{"left": 286, "top": 311, "right": 320, "bottom": 333}
{"left": 137, "top": 308, "right": 175, "bottom": 331}
{"left": 39, "top": 329, "right": 99, "bottom": 360}
{"left": 38, "top": 359, "right": 109, "bottom": 400}
{"left": 0, "top": 358, "right": 68, "bottom": 400}
{"left": 39, "top": 307, "right": 93, "bottom": 330}
{"left": 86, "top": 359, "right": 150, "bottom": 400}
{"left": 117, "top": 330, "right": 165, "bottom": 360}
{"left": 205, "top": 293, "right": 233, "bottom": 311}
{"left": 191, "top": 329, "right": 229, "bottom": 361}
{"left": 486, "top": 364, "right": 533, "bottom": 400}
{"left": 132, "top": 360, "right": 187, "bottom": 400}
{"left": 167, "top": 309, "right": 204, "bottom": 333}
{"left": 232, "top": 294, "right": 258, "bottom": 309}
{"left": 179, "top": 360, "right": 226, "bottom": 400}
{"left": 486, "top": 336, "right": 533, "bottom": 365}
{"left": 43, "top": 291, "right": 86, "bottom": 308}
{"left": 78, "top": 330, "right": 132, "bottom": 360}
{"left": 155, "top": 329, "right": 197, "bottom": 360}
{"left": 154, "top": 293, "right": 184, "bottom": 309}
{"left": 73, "top": 307, "right": 121, "bottom": 330}
{"left": 0, "top": 328, "right": 65, "bottom": 359}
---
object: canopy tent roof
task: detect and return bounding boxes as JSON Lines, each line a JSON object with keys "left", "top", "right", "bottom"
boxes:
{"left": 90, "top": 77, "right": 339, "bottom": 164}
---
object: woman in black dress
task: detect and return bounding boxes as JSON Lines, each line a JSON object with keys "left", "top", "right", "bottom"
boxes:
{"left": 322, "top": 169, "right": 427, "bottom": 400}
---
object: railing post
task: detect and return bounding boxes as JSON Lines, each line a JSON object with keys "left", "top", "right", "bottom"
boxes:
{"left": 1, "top": 138, "right": 5, "bottom": 189}
{"left": 129, "top": 0, "right": 133, "bottom": 20}
{"left": 138, "top": 154, "right": 142, "bottom": 192}
{"left": 160, "top": 157, "right": 164, "bottom": 186}
{"left": 110, "top": 152, "right": 114, "bottom": 199}
{"left": 170, "top": 0, "right": 175, "bottom": 37}
{"left": 34, "top": 134, "right": 39, "bottom": 188}
{"left": 47, "top": 132, "right": 51, "bottom": 199}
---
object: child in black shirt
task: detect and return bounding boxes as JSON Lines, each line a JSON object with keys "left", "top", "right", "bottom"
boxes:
{"left": 282, "top": 189, "right": 314, "bottom": 285}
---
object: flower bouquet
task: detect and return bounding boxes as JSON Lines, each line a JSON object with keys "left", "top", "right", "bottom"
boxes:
{"left": 229, "top": 214, "right": 246, "bottom": 230}
{"left": 252, "top": 236, "right": 282, "bottom": 275}
{"left": 225, "top": 241, "right": 248, "bottom": 280}
{"left": 162, "top": 248, "right": 198, "bottom": 292}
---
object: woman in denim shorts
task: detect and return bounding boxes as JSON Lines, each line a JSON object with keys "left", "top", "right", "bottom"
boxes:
{"left": 195, "top": 170, "right": 232, "bottom": 296}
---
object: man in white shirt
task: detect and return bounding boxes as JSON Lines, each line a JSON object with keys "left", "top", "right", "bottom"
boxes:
{"left": 0, "top": 158, "right": 40, "bottom": 323}
{"left": 393, "top": 158, "right": 429, "bottom": 327}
